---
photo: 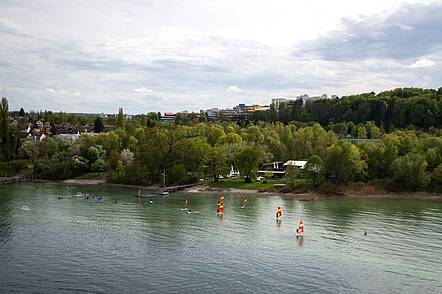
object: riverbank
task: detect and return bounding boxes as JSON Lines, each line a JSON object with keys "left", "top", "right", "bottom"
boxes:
{"left": 61, "top": 179, "right": 442, "bottom": 201}
{"left": 182, "top": 184, "right": 442, "bottom": 201}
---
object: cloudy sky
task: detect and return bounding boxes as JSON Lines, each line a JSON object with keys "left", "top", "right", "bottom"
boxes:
{"left": 1, "top": 0, "right": 442, "bottom": 113}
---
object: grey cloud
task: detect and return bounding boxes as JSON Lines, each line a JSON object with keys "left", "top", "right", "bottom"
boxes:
{"left": 301, "top": 3, "right": 442, "bottom": 61}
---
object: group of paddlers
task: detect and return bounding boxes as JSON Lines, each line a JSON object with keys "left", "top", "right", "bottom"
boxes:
{"left": 275, "top": 206, "right": 305, "bottom": 237}
{"left": 182, "top": 195, "right": 305, "bottom": 237}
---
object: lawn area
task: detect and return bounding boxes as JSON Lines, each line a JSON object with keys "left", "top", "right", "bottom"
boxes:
{"left": 208, "top": 178, "right": 286, "bottom": 191}
{"left": 74, "top": 172, "right": 107, "bottom": 180}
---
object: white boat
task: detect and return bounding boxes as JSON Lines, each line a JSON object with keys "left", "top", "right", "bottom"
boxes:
{"left": 75, "top": 192, "right": 85, "bottom": 197}
{"left": 161, "top": 191, "right": 169, "bottom": 196}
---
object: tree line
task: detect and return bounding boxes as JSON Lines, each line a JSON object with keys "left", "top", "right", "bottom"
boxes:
{"left": 250, "top": 87, "right": 442, "bottom": 131}
{"left": 1, "top": 91, "right": 442, "bottom": 192}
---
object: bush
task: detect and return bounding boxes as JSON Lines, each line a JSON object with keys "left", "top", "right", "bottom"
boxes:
{"left": 0, "top": 160, "right": 29, "bottom": 176}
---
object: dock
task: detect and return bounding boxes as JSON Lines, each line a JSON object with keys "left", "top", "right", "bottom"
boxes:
{"left": 162, "top": 183, "right": 199, "bottom": 193}
{"left": 0, "top": 174, "right": 37, "bottom": 185}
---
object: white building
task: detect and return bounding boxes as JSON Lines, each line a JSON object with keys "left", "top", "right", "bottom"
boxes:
{"left": 206, "top": 108, "right": 219, "bottom": 121}
{"left": 271, "top": 98, "right": 288, "bottom": 108}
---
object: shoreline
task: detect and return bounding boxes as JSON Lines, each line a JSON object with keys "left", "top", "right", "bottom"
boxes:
{"left": 61, "top": 179, "right": 442, "bottom": 201}
{"left": 183, "top": 185, "right": 442, "bottom": 201}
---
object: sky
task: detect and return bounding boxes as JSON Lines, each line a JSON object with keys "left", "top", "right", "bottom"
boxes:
{"left": 1, "top": 0, "right": 442, "bottom": 114}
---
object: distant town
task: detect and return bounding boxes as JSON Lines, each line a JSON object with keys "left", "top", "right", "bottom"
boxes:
{"left": 9, "top": 94, "right": 337, "bottom": 141}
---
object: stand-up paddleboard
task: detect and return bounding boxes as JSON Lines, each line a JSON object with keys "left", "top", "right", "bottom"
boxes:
{"left": 274, "top": 216, "right": 282, "bottom": 220}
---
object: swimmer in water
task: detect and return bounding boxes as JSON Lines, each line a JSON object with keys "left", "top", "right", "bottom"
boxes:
{"left": 149, "top": 198, "right": 153, "bottom": 204}
{"left": 187, "top": 209, "right": 192, "bottom": 214}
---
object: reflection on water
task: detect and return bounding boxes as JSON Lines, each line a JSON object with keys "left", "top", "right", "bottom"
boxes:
{"left": 296, "top": 235, "right": 304, "bottom": 248}
{"left": 0, "top": 183, "right": 441, "bottom": 294}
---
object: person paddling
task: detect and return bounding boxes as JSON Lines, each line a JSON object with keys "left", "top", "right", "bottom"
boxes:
{"left": 296, "top": 220, "right": 305, "bottom": 237}
{"left": 217, "top": 200, "right": 224, "bottom": 214}
{"left": 241, "top": 198, "right": 248, "bottom": 208}
{"left": 217, "top": 195, "right": 225, "bottom": 214}
{"left": 183, "top": 199, "right": 188, "bottom": 210}
{"left": 276, "top": 206, "right": 283, "bottom": 219}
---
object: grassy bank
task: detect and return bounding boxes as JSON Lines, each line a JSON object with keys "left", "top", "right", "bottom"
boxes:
{"left": 73, "top": 172, "right": 107, "bottom": 180}
{"left": 208, "top": 178, "right": 304, "bottom": 192}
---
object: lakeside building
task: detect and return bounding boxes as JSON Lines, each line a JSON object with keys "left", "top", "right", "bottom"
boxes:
{"left": 258, "top": 160, "right": 309, "bottom": 178}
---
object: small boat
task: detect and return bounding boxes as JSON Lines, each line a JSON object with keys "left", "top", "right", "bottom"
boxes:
{"left": 75, "top": 192, "right": 85, "bottom": 197}
{"left": 161, "top": 191, "right": 169, "bottom": 196}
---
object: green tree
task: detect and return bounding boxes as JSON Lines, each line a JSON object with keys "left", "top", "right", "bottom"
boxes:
{"left": 19, "top": 138, "right": 47, "bottom": 176}
{"left": 117, "top": 107, "right": 125, "bottom": 129}
{"left": 0, "top": 97, "right": 12, "bottom": 162}
{"left": 304, "top": 155, "right": 323, "bottom": 185}
{"left": 94, "top": 116, "right": 104, "bottom": 133}
{"left": 179, "top": 138, "right": 210, "bottom": 179}
{"left": 357, "top": 125, "right": 367, "bottom": 139}
{"left": 207, "top": 146, "right": 230, "bottom": 182}
{"left": 432, "top": 164, "right": 442, "bottom": 186}
{"left": 391, "top": 154, "right": 430, "bottom": 191}
{"left": 234, "top": 146, "right": 265, "bottom": 182}
{"left": 323, "top": 143, "right": 366, "bottom": 184}
{"left": 146, "top": 112, "right": 159, "bottom": 127}
{"left": 285, "top": 165, "right": 300, "bottom": 187}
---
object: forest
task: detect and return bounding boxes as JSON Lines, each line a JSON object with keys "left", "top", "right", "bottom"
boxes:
{"left": 1, "top": 87, "right": 442, "bottom": 193}
{"left": 250, "top": 87, "right": 442, "bottom": 131}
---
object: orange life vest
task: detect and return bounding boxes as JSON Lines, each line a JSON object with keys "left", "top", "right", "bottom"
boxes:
{"left": 276, "top": 208, "right": 282, "bottom": 217}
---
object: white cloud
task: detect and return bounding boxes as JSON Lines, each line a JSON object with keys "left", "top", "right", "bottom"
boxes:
{"left": 45, "top": 88, "right": 80, "bottom": 96}
{"left": 133, "top": 87, "right": 153, "bottom": 93}
{"left": 0, "top": 18, "right": 30, "bottom": 36}
{"left": 396, "top": 23, "right": 414, "bottom": 31}
{"left": 408, "top": 57, "right": 436, "bottom": 68}
{"left": 227, "top": 86, "right": 242, "bottom": 93}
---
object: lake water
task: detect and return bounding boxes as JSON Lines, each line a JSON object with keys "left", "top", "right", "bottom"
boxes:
{"left": 0, "top": 183, "right": 441, "bottom": 293}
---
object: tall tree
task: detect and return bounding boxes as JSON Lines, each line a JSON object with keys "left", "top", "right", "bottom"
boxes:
{"left": 0, "top": 97, "right": 12, "bottom": 162}
{"left": 117, "top": 107, "right": 125, "bottom": 129}
{"left": 94, "top": 116, "right": 104, "bottom": 133}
